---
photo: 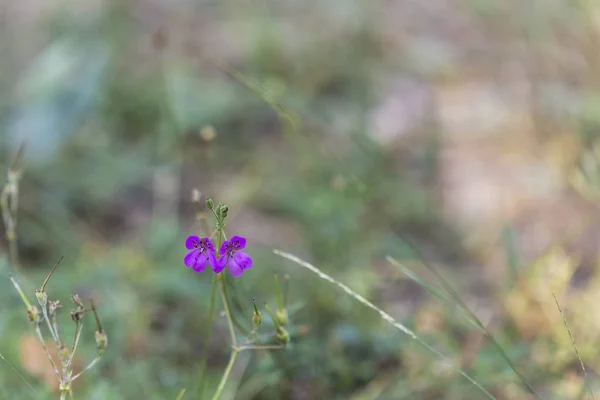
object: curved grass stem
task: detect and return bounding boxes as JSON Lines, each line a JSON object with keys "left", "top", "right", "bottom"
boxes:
{"left": 274, "top": 249, "right": 496, "bottom": 400}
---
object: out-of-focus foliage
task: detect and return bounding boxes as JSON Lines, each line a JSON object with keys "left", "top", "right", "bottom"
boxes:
{"left": 3, "top": 0, "right": 600, "bottom": 399}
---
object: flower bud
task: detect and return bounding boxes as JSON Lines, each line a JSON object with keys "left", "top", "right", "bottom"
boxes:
{"left": 27, "top": 305, "right": 39, "bottom": 323}
{"left": 275, "top": 327, "right": 290, "bottom": 345}
{"left": 219, "top": 204, "right": 229, "bottom": 218}
{"left": 71, "top": 294, "right": 84, "bottom": 308}
{"left": 34, "top": 290, "right": 47, "bottom": 307}
{"left": 205, "top": 197, "right": 214, "bottom": 210}
{"left": 252, "top": 299, "right": 262, "bottom": 328}
{"left": 276, "top": 309, "right": 288, "bottom": 327}
{"left": 95, "top": 330, "right": 108, "bottom": 351}
{"left": 48, "top": 300, "right": 61, "bottom": 318}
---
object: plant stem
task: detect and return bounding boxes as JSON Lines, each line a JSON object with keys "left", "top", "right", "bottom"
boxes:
{"left": 41, "top": 305, "right": 59, "bottom": 343}
{"left": 219, "top": 275, "right": 237, "bottom": 348}
{"left": 197, "top": 275, "right": 218, "bottom": 395}
{"left": 70, "top": 321, "right": 83, "bottom": 364}
{"left": 71, "top": 354, "right": 103, "bottom": 381}
{"left": 235, "top": 344, "right": 285, "bottom": 352}
{"left": 210, "top": 349, "right": 239, "bottom": 400}
{"left": 34, "top": 325, "right": 61, "bottom": 380}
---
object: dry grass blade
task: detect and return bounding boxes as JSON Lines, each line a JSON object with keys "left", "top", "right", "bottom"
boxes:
{"left": 387, "top": 252, "right": 542, "bottom": 399}
{"left": 274, "top": 249, "right": 496, "bottom": 399}
{"left": 0, "top": 351, "right": 36, "bottom": 395}
{"left": 552, "top": 293, "right": 595, "bottom": 400}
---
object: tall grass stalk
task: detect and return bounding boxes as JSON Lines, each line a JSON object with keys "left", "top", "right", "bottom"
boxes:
{"left": 553, "top": 293, "right": 595, "bottom": 400}
{"left": 274, "top": 249, "right": 496, "bottom": 399}
{"left": 387, "top": 254, "right": 542, "bottom": 399}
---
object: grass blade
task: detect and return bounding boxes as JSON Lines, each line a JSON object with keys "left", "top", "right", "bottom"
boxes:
{"left": 387, "top": 251, "right": 542, "bottom": 400}
{"left": 553, "top": 293, "right": 595, "bottom": 400}
{"left": 274, "top": 249, "right": 496, "bottom": 399}
{"left": 386, "top": 257, "right": 480, "bottom": 331}
{"left": 175, "top": 388, "right": 186, "bottom": 400}
{"left": 0, "top": 351, "right": 37, "bottom": 395}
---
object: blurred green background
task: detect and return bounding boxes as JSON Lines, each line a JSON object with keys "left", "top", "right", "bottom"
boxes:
{"left": 3, "top": 0, "right": 600, "bottom": 399}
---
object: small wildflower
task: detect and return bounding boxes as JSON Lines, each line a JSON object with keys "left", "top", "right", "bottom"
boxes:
{"left": 184, "top": 236, "right": 217, "bottom": 273}
{"left": 215, "top": 236, "right": 252, "bottom": 277}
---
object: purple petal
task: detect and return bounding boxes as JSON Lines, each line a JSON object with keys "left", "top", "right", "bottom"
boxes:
{"left": 213, "top": 254, "right": 227, "bottom": 274}
{"left": 228, "top": 257, "right": 244, "bottom": 277}
{"left": 185, "top": 236, "right": 201, "bottom": 249}
{"left": 192, "top": 252, "right": 208, "bottom": 273}
{"left": 233, "top": 252, "right": 252, "bottom": 270}
{"left": 219, "top": 240, "right": 229, "bottom": 255}
{"left": 230, "top": 236, "right": 247, "bottom": 250}
{"left": 203, "top": 238, "right": 215, "bottom": 251}
{"left": 184, "top": 250, "right": 198, "bottom": 267}
{"left": 207, "top": 251, "right": 218, "bottom": 272}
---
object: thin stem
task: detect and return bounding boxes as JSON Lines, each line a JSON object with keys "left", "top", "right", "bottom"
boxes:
{"left": 274, "top": 249, "right": 496, "bottom": 400}
{"left": 9, "top": 276, "right": 32, "bottom": 309}
{"left": 40, "top": 257, "right": 63, "bottom": 293}
{"left": 197, "top": 275, "right": 218, "bottom": 395}
{"left": 71, "top": 353, "right": 104, "bottom": 381}
{"left": 176, "top": 389, "right": 187, "bottom": 400}
{"left": 60, "top": 391, "right": 66, "bottom": 400}
{"left": 221, "top": 274, "right": 250, "bottom": 335}
{"left": 52, "top": 315, "right": 63, "bottom": 347}
{"left": 234, "top": 344, "right": 285, "bottom": 352}
{"left": 210, "top": 349, "right": 239, "bottom": 400}
{"left": 34, "top": 325, "right": 61, "bottom": 380}
{"left": 219, "top": 275, "right": 237, "bottom": 347}
{"left": 70, "top": 321, "right": 83, "bottom": 363}
{"left": 90, "top": 299, "right": 103, "bottom": 333}
{"left": 553, "top": 293, "right": 595, "bottom": 400}
{"left": 41, "top": 305, "right": 59, "bottom": 344}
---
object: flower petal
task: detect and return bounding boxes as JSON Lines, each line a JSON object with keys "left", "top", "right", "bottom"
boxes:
{"left": 185, "top": 236, "right": 201, "bottom": 249}
{"left": 219, "top": 240, "right": 229, "bottom": 255}
{"left": 203, "top": 238, "right": 215, "bottom": 252}
{"left": 193, "top": 252, "right": 208, "bottom": 273}
{"left": 233, "top": 252, "right": 252, "bottom": 270}
{"left": 213, "top": 254, "right": 227, "bottom": 274}
{"left": 184, "top": 250, "right": 198, "bottom": 267}
{"left": 230, "top": 236, "right": 247, "bottom": 250}
{"left": 228, "top": 257, "right": 244, "bottom": 277}
{"left": 207, "top": 251, "right": 218, "bottom": 272}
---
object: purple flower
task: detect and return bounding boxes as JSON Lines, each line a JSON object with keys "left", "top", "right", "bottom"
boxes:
{"left": 215, "top": 236, "right": 252, "bottom": 277}
{"left": 184, "top": 236, "right": 217, "bottom": 273}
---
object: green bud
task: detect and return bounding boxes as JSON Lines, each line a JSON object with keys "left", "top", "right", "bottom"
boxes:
{"left": 95, "top": 330, "right": 108, "bottom": 351}
{"left": 219, "top": 204, "right": 229, "bottom": 218}
{"left": 275, "top": 327, "right": 290, "bottom": 345}
{"left": 34, "top": 290, "right": 47, "bottom": 307}
{"left": 205, "top": 197, "right": 214, "bottom": 210}
{"left": 252, "top": 311, "right": 262, "bottom": 328}
{"left": 27, "top": 305, "right": 39, "bottom": 323}
{"left": 276, "top": 308, "right": 288, "bottom": 327}
{"left": 252, "top": 299, "right": 262, "bottom": 328}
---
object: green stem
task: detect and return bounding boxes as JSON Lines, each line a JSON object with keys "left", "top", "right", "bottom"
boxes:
{"left": 219, "top": 275, "right": 237, "bottom": 347}
{"left": 210, "top": 349, "right": 239, "bottom": 400}
{"left": 221, "top": 275, "right": 250, "bottom": 335}
{"left": 197, "top": 275, "right": 218, "bottom": 396}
